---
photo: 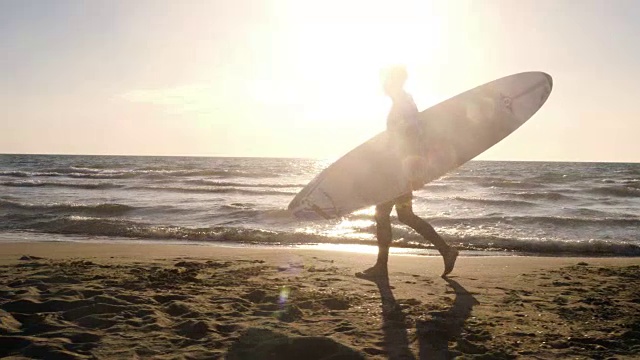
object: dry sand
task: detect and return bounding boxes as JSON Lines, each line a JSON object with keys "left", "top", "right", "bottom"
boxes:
{"left": 1, "top": 242, "right": 639, "bottom": 359}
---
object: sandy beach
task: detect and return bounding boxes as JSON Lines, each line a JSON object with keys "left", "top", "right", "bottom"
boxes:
{"left": 0, "top": 242, "right": 638, "bottom": 359}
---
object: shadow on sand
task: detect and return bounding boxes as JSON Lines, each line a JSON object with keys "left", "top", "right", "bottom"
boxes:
{"left": 371, "top": 275, "right": 479, "bottom": 360}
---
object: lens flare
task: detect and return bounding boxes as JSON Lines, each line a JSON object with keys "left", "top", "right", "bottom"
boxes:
{"left": 278, "top": 286, "right": 290, "bottom": 307}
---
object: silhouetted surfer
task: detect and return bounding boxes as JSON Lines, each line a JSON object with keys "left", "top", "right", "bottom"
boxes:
{"left": 356, "top": 65, "right": 458, "bottom": 279}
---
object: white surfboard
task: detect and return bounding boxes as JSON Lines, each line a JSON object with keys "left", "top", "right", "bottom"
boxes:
{"left": 289, "top": 72, "right": 553, "bottom": 219}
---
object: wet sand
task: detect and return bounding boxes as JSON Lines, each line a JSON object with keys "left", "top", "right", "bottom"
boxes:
{"left": 1, "top": 242, "right": 639, "bottom": 359}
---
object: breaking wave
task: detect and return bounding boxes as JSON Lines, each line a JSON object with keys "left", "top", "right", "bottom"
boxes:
{"left": 0, "top": 181, "right": 124, "bottom": 190}
{"left": 2, "top": 215, "right": 639, "bottom": 256}
{"left": 0, "top": 199, "right": 138, "bottom": 216}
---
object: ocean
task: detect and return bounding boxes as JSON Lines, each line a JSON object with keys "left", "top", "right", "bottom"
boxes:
{"left": 0, "top": 154, "right": 638, "bottom": 256}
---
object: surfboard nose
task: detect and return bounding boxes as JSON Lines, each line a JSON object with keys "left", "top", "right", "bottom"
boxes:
{"left": 543, "top": 72, "right": 553, "bottom": 90}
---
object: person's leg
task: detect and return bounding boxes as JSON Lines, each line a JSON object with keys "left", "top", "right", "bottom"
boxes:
{"left": 395, "top": 194, "right": 458, "bottom": 277}
{"left": 374, "top": 200, "right": 394, "bottom": 268}
{"left": 356, "top": 200, "right": 394, "bottom": 279}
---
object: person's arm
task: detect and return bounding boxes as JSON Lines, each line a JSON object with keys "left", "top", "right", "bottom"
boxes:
{"left": 399, "top": 94, "right": 428, "bottom": 190}
{"left": 400, "top": 94, "right": 424, "bottom": 155}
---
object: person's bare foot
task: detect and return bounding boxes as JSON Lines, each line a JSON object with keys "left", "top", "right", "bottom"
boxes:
{"left": 441, "top": 248, "right": 459, "bottom": 278}
{"left": 355, "top": 265, "right": 388, "bottom": 281}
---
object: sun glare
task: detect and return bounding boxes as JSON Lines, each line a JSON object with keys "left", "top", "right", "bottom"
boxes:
{"left": 249, "top": 0, "right": 448, "bottom": 128}
{"left": 121, "top": 1, "right": 458, "bottom": 157}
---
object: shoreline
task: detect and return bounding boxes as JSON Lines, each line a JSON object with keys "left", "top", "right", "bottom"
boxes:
{"left": 3, "top": 230, "right": 640, "bottom": 259}
{"left": 1, "top": 241, "right": 639, "bottom": 359}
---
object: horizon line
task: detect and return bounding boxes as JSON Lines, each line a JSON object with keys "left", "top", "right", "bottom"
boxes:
{"left": 0, "top": 152, "right": 638, "bottom": 164}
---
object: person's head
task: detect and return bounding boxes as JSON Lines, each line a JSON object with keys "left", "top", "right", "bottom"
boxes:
{"left": 380, "top": 65, "right": 408, "bottom": 97}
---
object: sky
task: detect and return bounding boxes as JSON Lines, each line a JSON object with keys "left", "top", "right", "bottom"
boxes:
{"left": 1, "top": 0, "right": 639, "bottom": 162}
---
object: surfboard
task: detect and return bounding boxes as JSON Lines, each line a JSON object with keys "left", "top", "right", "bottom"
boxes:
{"left": 289, "top": 71, "right": 553, "bottom": 219}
